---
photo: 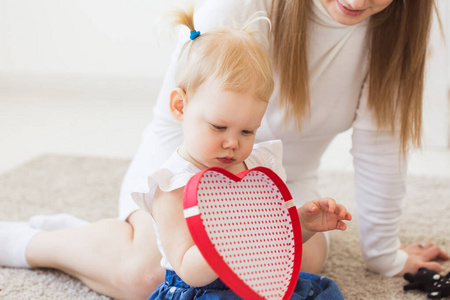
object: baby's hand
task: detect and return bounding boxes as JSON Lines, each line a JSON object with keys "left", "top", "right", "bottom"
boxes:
{"left": 299, "top": 197, "right": 352, "bottom": 233}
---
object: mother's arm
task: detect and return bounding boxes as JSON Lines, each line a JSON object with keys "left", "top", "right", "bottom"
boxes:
{"left": 351, "top": 83, "right": 449, "bottom": 276}
{"left": 351, "top": 127, "right": 409, "bottom": 276}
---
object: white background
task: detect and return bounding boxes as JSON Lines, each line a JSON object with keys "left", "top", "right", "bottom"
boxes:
{"left": 0, "top": 0, "right": 448, "bottom": 176}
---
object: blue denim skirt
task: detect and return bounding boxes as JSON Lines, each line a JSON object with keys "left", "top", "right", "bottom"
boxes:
{"left": 148, "top": 270, "right": 344, "bottom": 300}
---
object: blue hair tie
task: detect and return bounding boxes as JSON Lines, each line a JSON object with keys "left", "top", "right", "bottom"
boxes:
{"left": 190, "top": 30, "right": 201, "bottom": 40}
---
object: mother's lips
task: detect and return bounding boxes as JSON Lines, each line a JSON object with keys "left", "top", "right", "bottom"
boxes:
{"left": 336, "top": 0, "right": 367, "bottom": 16}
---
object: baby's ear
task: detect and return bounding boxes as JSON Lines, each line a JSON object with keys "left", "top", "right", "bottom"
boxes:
{"left": 170, "top": 88, "right": 187, "bottom": 120}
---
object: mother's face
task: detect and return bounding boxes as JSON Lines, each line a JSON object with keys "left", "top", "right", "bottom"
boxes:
{"left": 320, "top": 0, "right": 395, "bottom": 26}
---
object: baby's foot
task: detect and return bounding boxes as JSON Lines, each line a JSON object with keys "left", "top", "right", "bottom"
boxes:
{"left": 0, "top": 222, "right": 40, "bottom": 268}
{"left": 29, "top": 213, "right": 89, "bottom": 231}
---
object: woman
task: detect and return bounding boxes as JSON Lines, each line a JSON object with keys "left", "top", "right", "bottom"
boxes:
{"left": 2, "top": 1, "right": 448, "bottom": 299}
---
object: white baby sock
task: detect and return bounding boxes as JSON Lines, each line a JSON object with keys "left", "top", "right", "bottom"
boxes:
{"left": 0, "top": 222, "right": 41, "bottom": 268}
{"left": 29, "top": 213, "right": 89, "bottom": 231}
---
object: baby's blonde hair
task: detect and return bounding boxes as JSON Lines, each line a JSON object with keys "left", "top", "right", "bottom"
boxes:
{"left": 170, "top": 6, "right": 274, "bottom": 103}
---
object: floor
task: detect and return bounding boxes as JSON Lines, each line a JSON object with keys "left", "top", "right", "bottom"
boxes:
{"left": 1, "top": 75, "right": 449, "bottom": 178}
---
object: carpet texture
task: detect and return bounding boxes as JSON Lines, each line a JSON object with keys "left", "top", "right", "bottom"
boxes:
{"left": 0, "top": 155, "right": 448, "bottom": 299}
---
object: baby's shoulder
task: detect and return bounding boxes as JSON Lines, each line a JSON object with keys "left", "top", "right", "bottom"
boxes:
{"left": 252, "top": 140, "right": 283, "bottom": 159}
{"left": 247, "top": 140, "right": 286, "bottom": 182}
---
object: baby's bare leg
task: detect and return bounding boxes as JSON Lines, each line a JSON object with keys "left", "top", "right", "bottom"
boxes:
{"left": 26, "top": 210, "right": 164, "bottom": 300}
{"left": 300, "top": 232, "right": 328, "bottom": 274}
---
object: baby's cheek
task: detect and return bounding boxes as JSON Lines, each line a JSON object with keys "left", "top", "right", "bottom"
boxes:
{"left": 241, "top": 145, "right": 254, "bottom": 161}
{"left": 199, "top": 140, "right": 218, "bottom": 159}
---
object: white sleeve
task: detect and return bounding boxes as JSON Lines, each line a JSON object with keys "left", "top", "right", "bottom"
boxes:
{"left": 351, "top": 80, "right": 409, "bottom": 276}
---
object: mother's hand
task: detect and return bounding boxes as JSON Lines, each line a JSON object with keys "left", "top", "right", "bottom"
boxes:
{"left": 396, "top": 242, "right": 450, "bottom": 276}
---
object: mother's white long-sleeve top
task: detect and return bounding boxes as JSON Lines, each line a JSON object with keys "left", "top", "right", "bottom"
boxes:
{"left": 119, "top": 0, "right": 408, "bottom": 277}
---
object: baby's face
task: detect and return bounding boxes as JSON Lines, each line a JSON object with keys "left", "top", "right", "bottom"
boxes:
{"left": 180, "top": 78, "right": 267, "bottom": 173}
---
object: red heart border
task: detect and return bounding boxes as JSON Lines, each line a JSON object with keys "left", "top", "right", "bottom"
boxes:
{"left": 183, "top": 166, "right": 302, "bottom": 299}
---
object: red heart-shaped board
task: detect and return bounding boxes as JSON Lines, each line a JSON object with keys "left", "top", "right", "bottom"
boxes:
{"left": 183, "top": 166, "right": 302, "bottom": 299}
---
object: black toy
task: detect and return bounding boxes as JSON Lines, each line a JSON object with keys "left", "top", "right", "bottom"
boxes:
{"left": 403, "top": 267, "right": 450, "bottom": 299}
{"left": 428, "top": 272, "right": 450, "bottom": 299}
{"left": 404, "top": 268, "right": 441, "bottom": 293}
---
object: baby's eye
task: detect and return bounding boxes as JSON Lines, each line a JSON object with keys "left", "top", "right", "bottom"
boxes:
{"left": 242, "top": 130, "right": 255, "bottom": 136}
{"left": 211, "top": 124, "right": 226, "bottom": 131}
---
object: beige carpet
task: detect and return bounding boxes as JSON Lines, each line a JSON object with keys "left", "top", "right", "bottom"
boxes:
{"left": 0, "top": 155, "right": 448, "bottom": 299}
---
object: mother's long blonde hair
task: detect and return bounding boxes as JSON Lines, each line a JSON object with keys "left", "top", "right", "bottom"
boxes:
{"left": 270, "top": 0, "right": 436, "bottom": 154}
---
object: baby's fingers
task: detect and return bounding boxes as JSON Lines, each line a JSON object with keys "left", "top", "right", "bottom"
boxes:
{"left": 337, "top": 220, "right": 348, "bottom": 231}
{"left": 344, "top": 211, "right": 352, "bottom": 221}
{"left": 302, "top": 201, "right": 319, "bottom": 214}
{"left": 334, "top": 204, "right": 352, "bottom": 220}
{"left": 317, "top": 197, "right": 336, "bottom": 213}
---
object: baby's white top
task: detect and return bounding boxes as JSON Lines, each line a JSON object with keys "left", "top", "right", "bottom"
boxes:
{"left": 132, "top": 140, "right": 286, "bottom": 270}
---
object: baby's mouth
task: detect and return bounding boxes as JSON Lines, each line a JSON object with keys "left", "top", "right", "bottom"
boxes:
{"left": 217, "top": 157, "right": 235, "bottom": 164}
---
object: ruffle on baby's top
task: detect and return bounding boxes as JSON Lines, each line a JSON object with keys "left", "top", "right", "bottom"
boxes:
{"left": 131, "top": 139, "right": 285, "bottom": 214}
{"left": 131, "top": 151, "right": 200, "bottom": 213}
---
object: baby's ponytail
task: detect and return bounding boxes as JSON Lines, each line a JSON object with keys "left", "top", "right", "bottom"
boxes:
{"left": 169, "top": 4, "right": 200, "bottom": 40}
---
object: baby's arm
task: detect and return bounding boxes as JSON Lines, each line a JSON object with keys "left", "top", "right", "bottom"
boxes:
{"left": 297, "top": 197, "right": 352, "bottom": 243}
{"left": 152, "top": 187, "right": 218, "bottom": 287}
